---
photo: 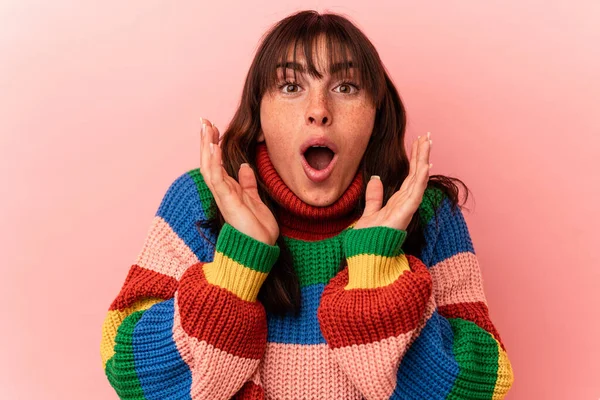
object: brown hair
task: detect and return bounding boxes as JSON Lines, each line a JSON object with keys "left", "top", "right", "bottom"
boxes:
{"left": 197, "top": 10, "right": 470, "bottom": 316}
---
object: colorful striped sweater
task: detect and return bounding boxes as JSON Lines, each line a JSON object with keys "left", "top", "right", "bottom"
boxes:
{"left": 100, "top": 142, "right": 514, "bottom": 399}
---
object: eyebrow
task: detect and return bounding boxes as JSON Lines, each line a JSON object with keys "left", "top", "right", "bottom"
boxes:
{"left": 275, "top": 60, "right": 354, "bottom": 75}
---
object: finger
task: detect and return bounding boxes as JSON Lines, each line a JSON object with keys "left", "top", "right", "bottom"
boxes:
{"left": 208, "top": 139, "right": 231, "bottom": 198}
{"left": 408, "top": 135, "right": 427, "bottom": 192}
{"left": 238, "top": 163, "right": 261, "bottom": 201}
{"left": 200, "top": 117, "right": 214, "bottom": 130}
{"left": 200, "top": 122, "right": 213, "bottom": 191}
{"left": 401, "top": 135, "right": 421, "bottom": 194}
{"left": 416, "top": 134, "right": 431, "bottom": 180}
{"left": 362, "top": 175, "right": 384, "bottom": 217}
{"left": 199, "top": 117, "right": 215, "bottom": 158}
{"left": 426, "top": 132, "right": 432, "bottom": 170}
{"left": 211, "top": 123, "right": 241, "bottom": 195}
{"left": 412, "top": 136, "right": 431, "bottom": 199}
{"left": 199, "top": 118, "right": 203, "bottom": 166}
{"left": 208, "top": 123, "right": 234, "bottom": 191}
{"left": 408, "top": 137, "right": 419, "bottom": 179}
{"left": 211, "top": 122, "right": 220, "bottom": 145}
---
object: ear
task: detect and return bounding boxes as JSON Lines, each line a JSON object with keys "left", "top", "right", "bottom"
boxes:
{"left": 257, "top": 130, "right": 265, "bottom": 143}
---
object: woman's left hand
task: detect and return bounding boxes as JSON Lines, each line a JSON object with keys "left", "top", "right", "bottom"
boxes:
{"left": 353, "top": 132, "right": 432, "bottom": 231}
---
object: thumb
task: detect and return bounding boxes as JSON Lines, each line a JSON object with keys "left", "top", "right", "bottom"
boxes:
{"left": 362, "top": 175, "right": 384, "bottom": 217}
{"left": 238, "top": 163, "right": 261, "bottom": 201}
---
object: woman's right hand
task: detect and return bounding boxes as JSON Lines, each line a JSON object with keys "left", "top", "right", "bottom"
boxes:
{"left": 200, "top": 118, "right": 279, "bottom": 246}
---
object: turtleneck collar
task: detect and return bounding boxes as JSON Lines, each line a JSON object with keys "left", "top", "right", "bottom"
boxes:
{"left": 255, "top": 142, "right": 364, "bottom": 241}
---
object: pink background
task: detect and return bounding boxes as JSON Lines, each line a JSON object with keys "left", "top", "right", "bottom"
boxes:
{"left": 1, "top": 1, "right": 598, "bottom": 399}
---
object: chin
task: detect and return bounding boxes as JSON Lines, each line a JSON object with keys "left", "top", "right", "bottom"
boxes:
{"left": 298, "top": 185, "right": 340, "bottom": 206}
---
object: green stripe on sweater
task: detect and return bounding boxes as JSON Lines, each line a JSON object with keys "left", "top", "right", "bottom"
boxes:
{"left": 105, "top": 311, "right": 146, "bottom": 400}
{"left": 446, "top": 318, "right": 500, "bottom": 399}
{"left": 188, "top": 168, "right": 217, "bottom": 220}
{"left": 284, "top": 232, "right": 347, "bottom": 287}
{"left": 343, "top": 225, "right": 407, "bottom": 258}
{"left": 215, "top": 223, "right": 280, "bottom": 274}
{"left": 419, "top": 186, "right": 446, "bottom": 229}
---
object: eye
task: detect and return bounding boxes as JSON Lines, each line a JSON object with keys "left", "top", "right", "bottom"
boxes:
{"left": 334, "top": 81, "right": 360, "bottom": 94}
{"left": 278, "top": 80, "right": 302, "bottom": 94}
{"left": 276, "top": 80, "right": 360, "bottom": 95}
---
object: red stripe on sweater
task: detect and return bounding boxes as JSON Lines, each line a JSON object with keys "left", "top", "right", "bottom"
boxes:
{"left": 438, "top": 301, "right": 507, "bottom": 352}
{"left": 177, "top": 262, "right": 269, "bottom": 360}
{"left": 318, "top": 255, "right": 433, "bottom": 348}
{"left": 109, "top": 264, "right": 178, "bottom": 311}
{"left": 279, "top": 220, "right": 357, "bottom": 241}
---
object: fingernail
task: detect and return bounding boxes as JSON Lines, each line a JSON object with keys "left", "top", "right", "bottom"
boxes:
{"left": 210, "top": 142, "right": 214, "bottom": 155}
{"left": 427, "top": 131, "right": 431, "bottom": 139}
{"left": 429, "top": 163, "right": 433, "bottom": 169}
{"left": 240, "top": 163, "right": 249, "bottom": 168}
{"left": 429, "top": 139, "right": 432, "bottom": 145}
{"left": 370, "top": 175, "right": 380, "bottom": 180}
{"left": 200, "top": 117, "right": 204, "bottom": 125}
{"left": 202, "top": 123, "right": 206, "bottom": 138}
{"left": 418, "top": 135, "right": 421, "bottom": 139}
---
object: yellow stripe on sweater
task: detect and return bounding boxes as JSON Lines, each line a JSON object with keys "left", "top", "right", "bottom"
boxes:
{"left": 203, "top": 251, "right": 269, "bottom": 302}
{"left": 100, "top": 297, "right": 164, "bottom": 369}
{"left": 492, "top": 339, "right": 515, "bottom": 399}
{"left": 345, "top": 253, "right": 411, "bottom": 290}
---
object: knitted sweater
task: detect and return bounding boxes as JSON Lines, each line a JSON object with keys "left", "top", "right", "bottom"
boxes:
{"left": 100, "top": 142, "right": 514, "bottom": 399}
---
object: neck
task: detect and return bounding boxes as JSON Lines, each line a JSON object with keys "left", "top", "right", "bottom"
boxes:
{"left": 255, "top": 142, "right": 363, "bottom": 241}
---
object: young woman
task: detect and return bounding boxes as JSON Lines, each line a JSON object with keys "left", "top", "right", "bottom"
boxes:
{"left": 100, "top": 10, "right": 514, "bottom": 399}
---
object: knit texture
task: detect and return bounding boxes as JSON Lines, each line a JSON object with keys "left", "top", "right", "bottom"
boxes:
{"left": 100, "top": 142, "right": 514, "bottom": 399}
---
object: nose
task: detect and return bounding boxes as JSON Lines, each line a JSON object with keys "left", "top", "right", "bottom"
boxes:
{"left": 305, "top": 91, "right": 332, "bottom": 127}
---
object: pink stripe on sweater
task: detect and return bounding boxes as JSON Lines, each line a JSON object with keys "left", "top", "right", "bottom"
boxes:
{"left": 330, "top": 290, "right": 437, "bottom": 399}
{"left": 135, "top": 216, "right": 199, "bottom": 280}
{"left": 260, "top": 342, "right": 363, "bottom": 400}
{"left": 172, "top": 291, "right": 260, "bottom": 399}
{"left": 429, "top": 251, "right": 488, "bottom": 307}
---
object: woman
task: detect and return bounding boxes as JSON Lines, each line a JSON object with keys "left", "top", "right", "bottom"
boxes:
{"left": 100, "top": 10, "right": 514, "bottom": 399}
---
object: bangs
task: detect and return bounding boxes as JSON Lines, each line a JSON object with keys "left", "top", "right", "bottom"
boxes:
{"left": 255, "top": 11, "right": 385, "bottom": 106}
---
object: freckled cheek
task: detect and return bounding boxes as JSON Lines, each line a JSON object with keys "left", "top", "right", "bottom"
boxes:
{"left": 342, "top": 120, "right": 373, "bottom": 145}
{"left": 267, "top": 137, "right": 295, "bottom": 164}
{"left": 341, "top": 129, "right": 372, "bottom": 164}
{"left": 344, "top": 146, "right": 367, "bottom": 166}
{"left": 266, "top": 107, "right": 298, "bottom": 133}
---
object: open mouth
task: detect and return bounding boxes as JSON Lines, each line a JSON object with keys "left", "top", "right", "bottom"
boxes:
{"left": 303, "top": 146, "right": 335, "bottom": 170}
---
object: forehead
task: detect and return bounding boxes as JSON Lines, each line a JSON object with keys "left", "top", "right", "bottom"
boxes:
{"left": 275, "top": 37, "right": 355, "bottom": 77}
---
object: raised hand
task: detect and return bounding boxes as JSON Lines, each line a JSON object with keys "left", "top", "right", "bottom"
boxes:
{"left": 200, "top": 118, "right": 279, "bottom": 246}
{"left": 353, "top": 132, "right": 433, "bottom": 232}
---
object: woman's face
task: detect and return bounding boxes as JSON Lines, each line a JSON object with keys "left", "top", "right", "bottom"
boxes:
{"left": 258, "top": 39, "right": 376, "bottom": 207}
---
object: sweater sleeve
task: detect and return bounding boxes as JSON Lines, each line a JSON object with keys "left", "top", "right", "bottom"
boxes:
{"left": 317, "top": 191, "right": 515, "bottom": 400}
{"left": 99, "top": 169, "right": 278, "bottom": 400}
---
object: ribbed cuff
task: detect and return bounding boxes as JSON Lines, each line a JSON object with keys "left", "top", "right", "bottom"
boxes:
{"left": 343, "top": 226, "right": 407, "bottom": 258}
{"left": 343, "top": 226, "right": 408, "bottom": 289}
{"left": 215, "top": 223, "right": 280, "bottom": 273}
{"left": 205, "top": 223, "right": 280, "bottom": 302}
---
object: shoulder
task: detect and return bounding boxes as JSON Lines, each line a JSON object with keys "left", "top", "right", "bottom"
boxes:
{"left": 151, "top": 168, "right": 218, "bottom": 262}
{"left": 417, "top": 185, "right": 474, "bottom": 265}
{"left": 156, "top": 168, "right": 217, "bottom": 221}
{"left": 418, "top": 184, "right": 467, "bottom": 234}
{"left": 417, "top": 186, "right": 447, "bottom": 227}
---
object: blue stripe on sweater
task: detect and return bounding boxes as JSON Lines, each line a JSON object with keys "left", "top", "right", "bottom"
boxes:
{"left": 391, "top": 310, "right": 459, "bottom": 399}
{"left": 156, "top": 172, "right": 217, "bottom": 264}
{"left": 428, "top": 197, "right": 475, "bottom": 268}
{"left": 267, "top": 283, "right": 326, "bottom": 344}
{"left": 132, "top": 299, "right": 192, "bottom": 400}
